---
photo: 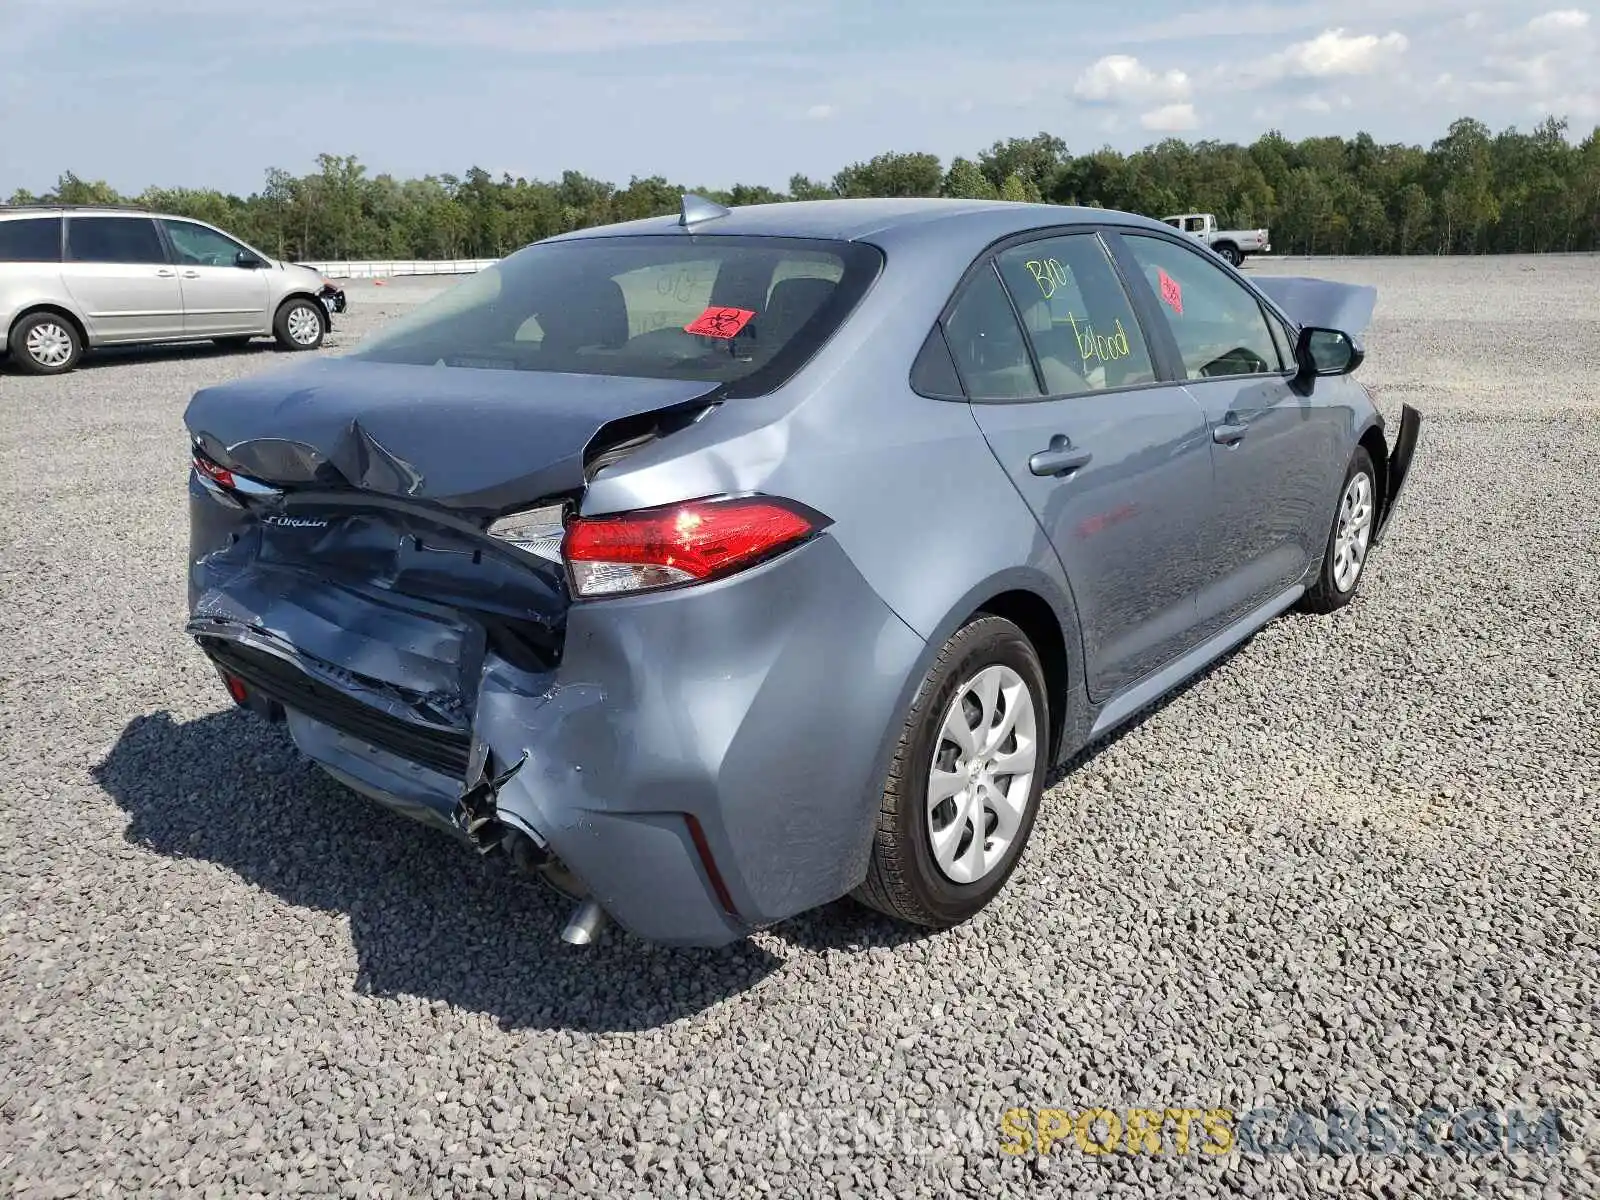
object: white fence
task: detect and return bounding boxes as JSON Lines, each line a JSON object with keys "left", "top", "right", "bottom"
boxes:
{"left": 298, "top": 258, "right": 499, "bottom": 279}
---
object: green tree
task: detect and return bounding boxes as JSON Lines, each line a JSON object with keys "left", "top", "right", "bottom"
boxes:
{"left": 832, "top": 151, "right": 943, "bottom": 198}
{"left": 941, "top": 157, "right": 997, "bottom": 200}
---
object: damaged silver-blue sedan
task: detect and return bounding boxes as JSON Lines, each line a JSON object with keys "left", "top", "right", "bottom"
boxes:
{"left": 184, "top": 196, "right": 1421, "bottom": 947}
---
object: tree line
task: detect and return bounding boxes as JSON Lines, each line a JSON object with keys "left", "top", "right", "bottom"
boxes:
{"left": 10, "top": 116, "right": 1600, "bottom": 260}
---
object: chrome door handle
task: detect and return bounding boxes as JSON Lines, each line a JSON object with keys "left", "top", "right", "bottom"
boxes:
{"left": 156, "top": 268, "right": 176, "bottom": 277}
{"left": 182, "top": 270, "right": 200, "bottom": 278}
{"left": 1029, "top": 435, "right": 1093, "bottom": 477}
{"left": 1212, "top": 422, "right": 1248, "bottom": 446}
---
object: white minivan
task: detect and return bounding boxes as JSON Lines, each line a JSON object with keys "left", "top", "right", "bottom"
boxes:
{"left": 0, "top": 205, "right": 332, "bottom": 374}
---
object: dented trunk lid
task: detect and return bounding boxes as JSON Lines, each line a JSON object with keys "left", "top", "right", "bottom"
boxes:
{"left": 183, "top": 357, "right": 721, "bottom": 512}
{"left": 186, "top": 359, "right": 720, "bottom": 756}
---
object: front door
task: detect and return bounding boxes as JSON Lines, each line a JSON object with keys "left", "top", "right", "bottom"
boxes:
{"left": 1110, "top": 230, "right": 1345, "bottom": 637}
{"left": 161, "top": 220, "right": 272, "bottom": 336}
{"left": 952, "top": 232, "right": 1217, "bottom": 702}
{"left": 60, "top": 215, "right": 183, "bottom": 343}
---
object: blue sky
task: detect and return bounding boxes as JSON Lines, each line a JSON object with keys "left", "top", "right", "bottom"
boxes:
{"left": 2, "top": 0, "right": 1595, "bottom": 196}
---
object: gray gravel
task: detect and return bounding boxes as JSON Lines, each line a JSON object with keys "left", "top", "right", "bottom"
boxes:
{"left": 2, "top": 258, "right": 1598, "bottom": 1198}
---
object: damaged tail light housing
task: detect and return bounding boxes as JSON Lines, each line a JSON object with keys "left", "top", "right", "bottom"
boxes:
{"left": 192, "top": 449, "right": 281, "bottom": 499}
{"left": 558, "top": 495, "right": 826, "bottom": 597}
{"left": 193, "top": 453, "right": 237, "bottom": 490}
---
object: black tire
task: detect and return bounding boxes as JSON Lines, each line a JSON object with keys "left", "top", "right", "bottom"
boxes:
{"left": 272, "top": 297, "right": 326, "bottom": 351}
{"left": 1299, "top": 446, "right": 1377, "bottom": 614}
{"left": 8, "top": 311, "right": 82, "bottom": 375}
{"left": 854, "top": 615, "right": 1049, "bottom": 929}
{"left": 212, "top": 336, "right": 255, "bottom": 350}
{"left": 1216, "top": 242, "right": 1243, "bottom": 267}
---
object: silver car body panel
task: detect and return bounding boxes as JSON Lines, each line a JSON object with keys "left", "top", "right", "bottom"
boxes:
{"left": 181, "top": 198, "right": 1422, "bottom": 946}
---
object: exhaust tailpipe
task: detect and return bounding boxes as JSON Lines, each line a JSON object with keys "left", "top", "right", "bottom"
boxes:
{"left": 561, "top": 897, "right": 608, "bottom": 946}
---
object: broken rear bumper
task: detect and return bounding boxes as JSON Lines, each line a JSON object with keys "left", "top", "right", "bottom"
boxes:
{"left": 189, "top": 486, "right": 926, "bottom": 947}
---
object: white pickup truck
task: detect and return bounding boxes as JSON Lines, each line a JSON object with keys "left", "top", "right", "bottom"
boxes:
{"left": 1161, "top": 213, "right": 1271, "bottom": 267}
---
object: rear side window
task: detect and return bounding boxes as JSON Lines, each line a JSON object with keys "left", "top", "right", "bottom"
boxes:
{"left": 942, "top": 266, "right": 1040, "bottom": 401}
{"left": 1117, "top": 233, "right": 1278, "bottom": 380}
{"left": 910, "top": 326, "right": 965, "bottom": 399}
{"left": 65, "top": 216, "right": 168, "bottom": 265}
{"left": 993, "top": 234, "right": 1156, "bottom": 395}
{"left": 0, "top": 217, "right": 63, "bottom": 262}
{"left": 351, "top": 234, "right": 883, "bottom": 397}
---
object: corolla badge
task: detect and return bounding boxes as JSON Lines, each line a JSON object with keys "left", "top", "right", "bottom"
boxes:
{"left": 262, "top": 514, "right": 329, "bottom": 530}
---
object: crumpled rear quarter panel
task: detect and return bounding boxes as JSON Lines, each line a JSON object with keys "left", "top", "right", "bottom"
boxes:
{"left": 480, "top": 534, "right": 926, "bottom": 944}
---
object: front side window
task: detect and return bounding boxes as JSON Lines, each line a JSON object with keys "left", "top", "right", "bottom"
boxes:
{"left": 0, "top": 217, "right": 63, "bottom": 262}
{"left": 1117, "top": 233, "right": 1280, "bottom": 380}
{"left": 162, "top": 220, "right": 247, "bottom": 267}
{"left": 351, "top": 234, "right": 881, "bottom": 396}
{"left": 993, "top": 234, "right": 1156, "bottom": 395}
{"left": 941, "top": 266, "right": 1040, "bottom": 401}
{"left": 65, "top": 216, "right": 167, "bottom": 265}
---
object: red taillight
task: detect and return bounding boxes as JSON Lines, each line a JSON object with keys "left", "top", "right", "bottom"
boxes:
{"left": 194, "top": 454, "right": 235, "bottom": 489}
{"left": 223, "top": 673, "right": 248, "bottom": 704}
{"left": 562, "top": 495, "right": 823, "bottom": 597}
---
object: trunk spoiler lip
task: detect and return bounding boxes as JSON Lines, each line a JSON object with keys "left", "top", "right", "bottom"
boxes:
{"left": 1373, "top": 402, "right": 1423, "bottom": 545}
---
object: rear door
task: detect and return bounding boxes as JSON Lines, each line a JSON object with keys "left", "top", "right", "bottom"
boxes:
{"left": 955, "top": 230, "right": 1217, "bottom": 702}
{"left": 61, "top": 215, "right": 183, "bottom": 343}
{"left": 1109, "top": 229, "right": 1341, "bottom": 638}
{"left": 160, "top": 219, "right": 272, "bottom": 335}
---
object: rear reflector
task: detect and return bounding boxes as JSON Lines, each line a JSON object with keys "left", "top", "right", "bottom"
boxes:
{"left": 563, "top": 495, "right": 823, "bottom": 597}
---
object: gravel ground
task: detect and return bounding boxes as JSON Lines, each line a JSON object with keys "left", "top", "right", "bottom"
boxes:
{"left": 2, "top": 258, "right": 1598, "bottom": 1198}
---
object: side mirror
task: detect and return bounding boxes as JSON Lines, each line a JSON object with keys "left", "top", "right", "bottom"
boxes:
{"left": 1295, "top": 326, "right": 1363, "bottom": 378}
{"left": 236, "top": 251, "right": 265, "bottom": 269}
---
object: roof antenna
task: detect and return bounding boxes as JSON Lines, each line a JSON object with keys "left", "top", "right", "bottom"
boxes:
{"left": 679, "top": 193, "right": 732, "bottom": 227}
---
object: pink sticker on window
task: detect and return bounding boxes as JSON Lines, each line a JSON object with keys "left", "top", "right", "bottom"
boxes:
{"left": 684, "top": 306, "right": 756, "bottom": 339}
{"left": 1158, "top": 268, "right": 1183, "bottom": 316}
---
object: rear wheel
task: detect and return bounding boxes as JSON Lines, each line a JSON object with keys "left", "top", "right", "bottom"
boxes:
{"left": 273, "top": 298, "right": 326, "bottom": 351}
{"left": 1216, "top": 242, "right": 1243, "bottom": 267}
{"left": 9, "top": 312, "right": 82, "bottom": 374}
{"left": 854, "top": 615, "right": 1048, "bottom": 929}
{"left": 1300, "top": 446, "right": 1377, "bottom": 613}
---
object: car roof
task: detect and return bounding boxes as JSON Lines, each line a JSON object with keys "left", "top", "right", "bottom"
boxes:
{"left": 542, "top": 197, "right": 1175, "bottom": 248}
{"left": 0, "top": 205, "right": 184, "bottom": 220}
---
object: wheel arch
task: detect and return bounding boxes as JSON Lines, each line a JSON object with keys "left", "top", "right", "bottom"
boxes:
{"left": 1357, "top": 418, "right": 1390, "bottom": 525}
{"left": 890, "top": 567, "right": 1090, "bottom": 771}
{"left": 275, "top": 290, "right": 325, "bottom": 315}
{"left": 8, "top": 303, "right": 90, "bottom": 349}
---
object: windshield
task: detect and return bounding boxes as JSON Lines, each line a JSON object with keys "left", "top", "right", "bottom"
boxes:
{"left": 350, "top": 233, "right": 883, "bottom": 397}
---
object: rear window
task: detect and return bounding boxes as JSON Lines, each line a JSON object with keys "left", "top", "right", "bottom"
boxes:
{"left": 349, "top": 234, "right": 883, "bottom": 397}
{"left": 0, "top": 216, "right": 63, "bottom": 263}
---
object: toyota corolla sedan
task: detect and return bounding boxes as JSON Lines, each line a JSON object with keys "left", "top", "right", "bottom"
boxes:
{"left": 183, "top": 195, "right": 1421, "bottom": 947}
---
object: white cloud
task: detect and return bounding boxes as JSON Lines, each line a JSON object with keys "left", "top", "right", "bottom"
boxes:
{"left": 1274, "top": 28, "right": 1409, "bottom": 78}
{"left": 805, "top": 104, "right": 836, "bottom": 120}
{"left": 1140, "top": 103, "right": 1199, "bottom": 131}
{"left": 1074, "top": 55, "right": 1192, "bottom": 104}
{"left": 1527, "top": 9, "right": 1591, "bottom": 35}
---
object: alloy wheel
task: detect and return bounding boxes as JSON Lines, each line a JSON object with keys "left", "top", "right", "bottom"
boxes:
{"left": 1332, "top": 470, "right": 1374, "bottom": 591}
{"left": 25, "top": 321, "right": 74, "bottom": 368}
{"left": 286, "top": 305, "right": 322, "bottom": 346}
{"left": 926, "top": 664, "right": 1039, "bottom": 885}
